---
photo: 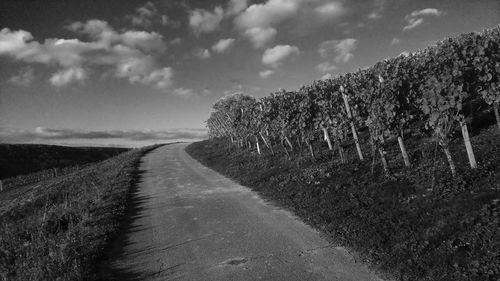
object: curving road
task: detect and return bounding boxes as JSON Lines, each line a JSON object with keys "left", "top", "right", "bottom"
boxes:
{"left": 103, "top": 143, "right": 383, "bottom": 281}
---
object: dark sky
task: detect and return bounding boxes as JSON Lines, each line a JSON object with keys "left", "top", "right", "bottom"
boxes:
{"left": 0, "top": 0, "right": 499, "bottom": 146}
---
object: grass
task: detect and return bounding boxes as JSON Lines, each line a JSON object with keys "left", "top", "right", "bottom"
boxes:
{"left": 186, "top": 126, "right": 500, "bottom": 281}
{"left": 0, "top": 144, "right": 163, "bottom": 281}
{"left": 0, "top": 144, "right": 129, "bottom": 180}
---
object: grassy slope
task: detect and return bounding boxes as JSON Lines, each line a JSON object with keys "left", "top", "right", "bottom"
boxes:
{"left": 0, "top": 144, "right": 163, "bottom": 281}
{"left": 0, "top": 144, "right": 129, "bottom": 179}
{"left": 186, "top": 127, "right": 500, "bottom": 281}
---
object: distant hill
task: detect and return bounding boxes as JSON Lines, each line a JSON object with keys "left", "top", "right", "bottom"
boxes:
{"left": 0, "top": 144, "right": 129, "bottom": 179}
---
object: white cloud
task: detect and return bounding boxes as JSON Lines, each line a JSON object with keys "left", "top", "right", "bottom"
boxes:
{"left": 0, "top": 29, "right": 32, "bottom": 53}
{"left": 320, "top": 73, "right": 333, "bottom": 80}
{"left": 173, "top": 87, "right": 196, "bottom": 97}
{"left": 125, "top": 2, "right": 178, "bottom": 28}
{"left": 135, "top": 67, "right": 173, "bottom": 90}
{"left": 367, "top": 0, "right": 386, "bottom": 20}
{"left": 235, "top": 0, "right": 299, "bottom": 30}
{"left": 170, "top": 37, "right": 181, "bottom": 45}
{"left": 316, "top": 61, "right": 337, "bottom": 73}
{"left": 259, "top": 69, "right": 275, "bottom": 78}
{"left": 315, "top": 2, "right": 345, "bottom": 19}
{"left": 262, "top": 45, "right": 299, "bottom": 67}
{"left": 403, "top": 18, "right": 424, "bottom": 31}
{"left": 318, "top": 38, "right": 357, "bottom": 63}
{"left": 243, "top": 27, "right": 277, "bottom": 48}
{"left": 69, "top": 20, "right": 166, "bottom": 53}
{"left": 189, "top": 7, "right": 224, "bottom": 35}
{"left": 235, "top": 0, "right": 300, "bottom": 48}
{"left": 202, "top": 89, "right": 213, "bottom": 96}
{"left": 0, "top": 21, "right": 173, "bottom": 90}
{"left": 9, "top": 67, "right": 35, "bottom": 86}
{"left": 127, "top": 2, "right": 156, "bottom": 27}
{"left": 49, "top": 67, "right": 87, "bottom": 86}
{"left": 391, "top": 37, "right": 400, "bottom": 45}
{"left": 403, "top": 8, "right": 443, "bottom": 31}
{"left": 226, "top": 0, "right": 249, "bottom": 16}
{"left": 212, "top": 38, "right": 235, "bottom": 53}
{"left": 410, "top": 8, "right": 443, "bottom": 17}
{"left": 399, "top": 51, "right": 410, "bottom": 57}
{"left": 194, "top": 48, "right": 211, "bottom": 60}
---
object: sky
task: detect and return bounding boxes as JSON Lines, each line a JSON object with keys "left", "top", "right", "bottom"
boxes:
{"left": 0, "top": 0, "right": 499, "bottom": 147}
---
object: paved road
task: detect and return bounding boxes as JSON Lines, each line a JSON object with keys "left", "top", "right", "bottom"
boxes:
{"left": 104, "top": 143, "right": 383, "bottom": 281}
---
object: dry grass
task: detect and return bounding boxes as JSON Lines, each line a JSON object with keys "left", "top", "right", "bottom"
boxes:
{"left": 0, "top": 144, "right": 163, "bottom": 281}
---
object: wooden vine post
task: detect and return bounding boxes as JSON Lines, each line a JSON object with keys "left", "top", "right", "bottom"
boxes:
{"left": 258, "top": 104, "right": 274, "bottom": 154}
{"left": 255, "top": 136, "right": 261, "bottom": 154}
{"left": 378, "top": 136, "right": 390, "bottom": 175}
{"left": 494, "top": 103, "right": 500, "bottom": 132}
{"left": 335, "top": 134, "right": 346, "bottom": 163}
{"left": 379, "top": 71, "right": 411, "bottom": 168}
{"left": 460, "top": 117, "right": 477, "bottom": 168}
{"left": 260, "top": 132, "right": 274, "bottom": 154}
{"left": 441, "top": 140, "right": 457, "bottom": 177}
{"left": 340, "top": 85, "right": 364, "bottom": 161}
{"left": 306, "top": 139, "right": 315, "bottom": 159}
{"left": 322, "top": 127, "right": 333, "bottom": 150}
{"left": 397, "top": 135, "right": 411, "bottom": 167}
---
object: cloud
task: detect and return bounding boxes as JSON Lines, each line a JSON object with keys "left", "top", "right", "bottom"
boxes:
{"left": 137, "top": 67, "right": 173, "bottom": 90}
{"left": 316, "top": 61, "right": 337, "bottom": 73}
{"left": 0, "top": 21, "right": 173, "bottom": 90}
{"left": 226, "top": 0, "right": 249, "bottom": 16}
{"left": 391, "top": 37, "right": 401, "bottom": 45}
{"left": 189, "top": 7, "right": 224, "bottom": 35}
{"left": 69, "top": 20, "right": 166, "bottom": 53}
{"left": 318, "top": 38, "right": 357, "bottom": 63}
{"left": 403, "top": 8, "right": 443, "bottom": 31}
{"left": 262, "top": 44, "right": 299, "bottom": 67}
{"left": 235, "top": 0, "right": 299, "bottom": 30}
{"left": 0, "top": 127, "right": 207, "bottom": 143}
{"left": 172, "top": 87, "right": 196, "bottom": 96}
{"left": 125, "top": 2, "right": 179, "bottom": 28}
{"left": 399, "top": 51, "right": 410, "bottom": 57}
{"left": 235, "top": 0, "right": 300, "bottom": 48}
{"left": 314, "top": 2, "right": 345, "bottom": 19}
{"left": 320, "top": 73, "right": 333, "bottom": 80}
{"left": 259, "top": 69, "right": 275, "bottom": 78}
{"left": 367, "top": 0, "right": 386, "bottom": 19}
{"left": 243, "top": 27, "right": 277, "bottom": 48}
{"left": 9, "top": 66, "right": 35, "bottom": 86}
{"left": 49, "top": 67, "right": 87, "bottom": 86}
{"left": 212, "top": 38, "right": 235, "bottom": 53}
{"left": 170, "top": 37, "right": 181, "bottom": 45}
{"left": 202, "top": 89, "right": 213, "bottom": 96}
{"left": 194, "top": 48, "right": 211, "bottom": 60}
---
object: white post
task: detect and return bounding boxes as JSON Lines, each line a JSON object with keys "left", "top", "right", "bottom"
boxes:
{"left": 341, "top": 90, "right": 364, "bottom": 161}
{"left": 322, "top": 127, "right": 333, "bottom": 150}
{"left": 460, "top": 119, "right": 477, "bottom": 169}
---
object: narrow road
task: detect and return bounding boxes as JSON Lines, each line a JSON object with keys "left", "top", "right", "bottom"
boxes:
{"left": 103, "top": 143, "right": 383, "bottom": 281}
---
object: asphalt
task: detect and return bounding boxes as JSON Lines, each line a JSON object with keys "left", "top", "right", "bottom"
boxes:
{"left": 102, "top": 143, "right": 384, "bottom": 281}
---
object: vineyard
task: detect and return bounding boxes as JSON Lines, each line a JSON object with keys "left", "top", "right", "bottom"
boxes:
{"left": 206, "top": 25, "right": 500, "bottom": 178}
{"left": 192, "top": 25, "right": 500, "bottom": 281}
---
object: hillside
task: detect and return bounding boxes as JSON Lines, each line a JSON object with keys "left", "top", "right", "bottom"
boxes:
{"left": 0, "top": 144, "right": 129, "bottom": 179}
{"left": 0, "top": 144, "right": 163, "bottom": 281}
{"left": 190, "top": 25, "right": 500, "bottom": 281}
{"left": 187, "top": 124, "right": 500, "bottom": 281}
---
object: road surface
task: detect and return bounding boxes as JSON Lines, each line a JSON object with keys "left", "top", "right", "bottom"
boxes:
{"left": 102, "top": 143, "right": 384, "bottom": 281}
